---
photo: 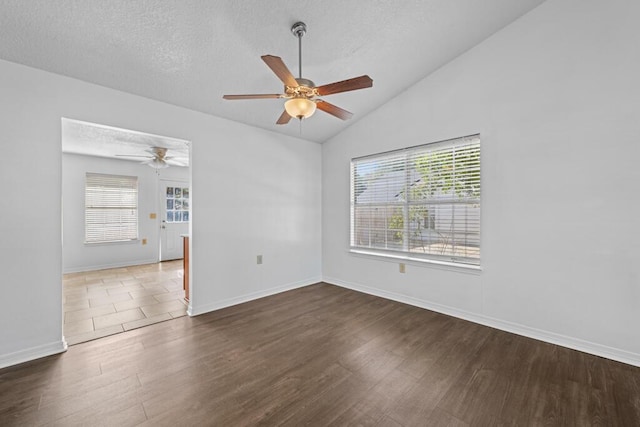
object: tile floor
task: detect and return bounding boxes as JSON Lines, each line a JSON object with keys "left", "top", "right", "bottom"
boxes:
{"left": 63, "top": 260, "right": 188, "bottom": 345}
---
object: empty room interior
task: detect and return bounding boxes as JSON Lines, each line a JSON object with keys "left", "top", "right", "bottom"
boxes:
{"left": 1, "top": 0, "right": 639, "bottom": 425}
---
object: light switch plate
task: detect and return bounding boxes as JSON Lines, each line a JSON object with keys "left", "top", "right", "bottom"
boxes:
{"left": 257, "top": 255, "right": 263, "bottom": 264}
{"left": 399, "top": 263, "right": 406, "bottom": 273}
{"left": 149, "top": 213, "right": 157, "bottom": 219}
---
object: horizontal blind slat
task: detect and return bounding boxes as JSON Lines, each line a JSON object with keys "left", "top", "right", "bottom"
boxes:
{"left": 351, "top": 135, "right": 480, "bottom": 265}
{"left": 85, "top": 173, "right": 139, "bottom": 243}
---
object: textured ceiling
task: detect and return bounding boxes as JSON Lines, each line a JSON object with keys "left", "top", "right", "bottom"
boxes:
{"left": 1, "top": 0, "right": 545, "bottom": 143}
{"left": 62, "top": 119, "right": 190, "bottom": 166}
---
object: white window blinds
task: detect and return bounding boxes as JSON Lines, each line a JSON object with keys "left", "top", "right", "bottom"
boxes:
{"left": 351, "top": 135, "right": 481, "bottom": 266}
{"left": 85, "top": 173, "right": 139, "bottom": 244}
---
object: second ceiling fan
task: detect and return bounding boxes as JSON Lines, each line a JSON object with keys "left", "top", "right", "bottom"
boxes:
{"left": 223, "top": 22, "right": 373, "bottom": 125}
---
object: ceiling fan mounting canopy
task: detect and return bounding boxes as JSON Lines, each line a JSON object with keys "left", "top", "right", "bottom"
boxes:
{"left": 222, "top": 21, "right": 373, "bottom": 125}
{"left": 291, "top": 21, "right": 307, "bottom": 39}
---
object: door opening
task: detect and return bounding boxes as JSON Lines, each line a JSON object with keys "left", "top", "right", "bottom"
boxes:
{"left": 61, "top": 118, "right": 192, "bottom": 345}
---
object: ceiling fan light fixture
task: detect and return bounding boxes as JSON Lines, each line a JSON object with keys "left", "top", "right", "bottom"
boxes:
{"left": 285, "top": 97, "right": 316, "bottom": 119}
{"left": 146, "top": 157, "right": 169, "bottom": 169}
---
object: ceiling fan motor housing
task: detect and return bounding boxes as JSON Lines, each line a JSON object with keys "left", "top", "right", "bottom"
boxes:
{"left": 285, "top": 78, "right": 316, "bottom": 99}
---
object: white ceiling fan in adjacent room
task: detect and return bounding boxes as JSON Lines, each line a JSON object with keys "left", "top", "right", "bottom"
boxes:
{"left": 116, "top": 146, "right": 187, "bottom": 169}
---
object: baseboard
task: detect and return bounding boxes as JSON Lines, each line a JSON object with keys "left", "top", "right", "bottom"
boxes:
{"left": 188, "top": 276, "right": 322, "bottom": 317}
{"left": 0, "top": 339, "right": 68, "bottom": 370}
{"left": 63, "top": 258, "right": 159, "bottom": 274}
{"left": 324, "top": 276, "right": 640, "bottom": 368}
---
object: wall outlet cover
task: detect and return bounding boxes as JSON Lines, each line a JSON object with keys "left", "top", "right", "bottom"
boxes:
{"left": 149, "top": 213, "right": 157, "bottom": 219}
{"left": 399, "top": 263, "right": 406, "bottom": 273}
{"left": 257, "top": 255, "right": 263, "bottom": 264}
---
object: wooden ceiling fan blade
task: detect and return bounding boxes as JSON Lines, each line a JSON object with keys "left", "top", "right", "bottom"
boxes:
{"left": 223, "top": 94, "right": 283, "bottom": 100}
{"left": 315, "top": 75, "right": 373, "bottom": 96}
{"left": 276, "top": 110, "right": 292, "bottom": 125}
{"left": 261, "top": 55, "right": 299, "bottom": 88}
{"left": 316, "top": 100, "right": 353, "bottom": 120}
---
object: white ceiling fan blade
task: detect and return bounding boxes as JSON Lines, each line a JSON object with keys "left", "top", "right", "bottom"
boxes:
{"left": 165, "top": 159, "right": 189, "bottom": 167}
{"left": 116, "top": 154, "right": 153, "bottom": 158}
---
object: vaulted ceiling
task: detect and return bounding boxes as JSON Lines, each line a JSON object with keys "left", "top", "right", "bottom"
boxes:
{"left": 0, "top": 0, "right": 545, "bottom": 143}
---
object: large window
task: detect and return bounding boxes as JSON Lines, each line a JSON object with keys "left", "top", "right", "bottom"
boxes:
{"left": 85, "top": 173, "right": 138, "bottom": 244}
{"left": 351, "top": 135, "right": 481, "bottom": 266}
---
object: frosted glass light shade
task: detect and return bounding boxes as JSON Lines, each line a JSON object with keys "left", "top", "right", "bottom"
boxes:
{"left": 285, "top": 98, "right": 316, "bottom": 119}
{"left": 147, "top": 158, "right": 169, "bottom": 169}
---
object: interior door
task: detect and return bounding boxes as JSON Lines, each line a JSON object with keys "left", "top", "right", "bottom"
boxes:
{"left": 160, "top": 180, "right": 190, "bottom": 261}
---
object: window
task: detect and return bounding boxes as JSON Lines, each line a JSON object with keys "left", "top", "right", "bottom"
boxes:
{"left": 85, "top": 173, "right": 138, "bottom": 243}
{"left": 165, "top": 186, "right": 190, "bottom": 222}
{"left": 351, "top": 134, "right": 480, "bottom": 266}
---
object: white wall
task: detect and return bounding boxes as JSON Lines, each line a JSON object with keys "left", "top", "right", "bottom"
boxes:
{"left": 0, "top": 59, "right": 321, "bottom": 368}
{"left": 323, "top": 0, "right": 640, "bottom": 366}
{"left": 62, "top": 153, "right": 189, "bottom": 272}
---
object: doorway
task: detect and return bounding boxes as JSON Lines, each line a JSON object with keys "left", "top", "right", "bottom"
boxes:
{"left": 61, "top": 118, "right": 192, "bottom": 345}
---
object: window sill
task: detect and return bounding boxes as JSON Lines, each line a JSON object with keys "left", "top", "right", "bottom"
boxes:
{"left": 348, "top": 249, "right": 482, "bottom": 274}
{"left": 84, "top": 239, "right": 140, "bottom": 247}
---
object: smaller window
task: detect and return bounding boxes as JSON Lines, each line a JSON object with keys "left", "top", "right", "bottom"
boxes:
{"left": 165, "top": 186, "right": 190, "bottom": 223}
{"left": 85, "top": 173, "right": 138, "bottom": 243}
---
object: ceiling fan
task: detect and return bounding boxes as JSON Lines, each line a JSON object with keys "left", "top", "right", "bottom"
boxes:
{"left": 115, "top": 147, "right": 186, "bottom": 169}
{"left": 223, "top": 21, "right": 373, "bottom": 124}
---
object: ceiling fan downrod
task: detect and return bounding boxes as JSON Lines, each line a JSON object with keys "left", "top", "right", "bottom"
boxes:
{"left": 291, "top": 22, "right": 307, "bottom": 79}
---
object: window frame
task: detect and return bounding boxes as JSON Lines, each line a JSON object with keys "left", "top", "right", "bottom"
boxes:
{"left": 84, "top": 172, "right": 139, "bottom": 244}
{"left": 350, "top": 134, "right": 481, "bottom": 268}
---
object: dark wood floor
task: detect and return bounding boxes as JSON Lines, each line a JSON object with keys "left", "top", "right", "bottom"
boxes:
{"left": 1, "top": 283, "right": 639, "bottom": 426}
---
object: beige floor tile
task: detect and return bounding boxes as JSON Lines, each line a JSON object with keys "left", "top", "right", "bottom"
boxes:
{"left": 89, "top": 293, "right": 133, "bottom": 308}
{"left": 170, "top": 308, "right": 187, "bottom": 318}
{"left": 63, "top": 318, "right": 94, "bottom": 336}
{"left": 140, "top": 281, "right": 162, "bottom": 289}
{"left": 153, "top": 290, "right": 186, "bottom": 303}
{"left": 162, "top": 283, "right": 184, "bottom": 293}
{"left": 62, "top": 260, "right": 184, "bottom": 345}
{"left": 123, "top": 313, "right": 172, "bottom": 331}
{"left": 62, "top": 274, "right": 86, "bottom": 282}
{"left": 65, "top": 305, "right": 116, "bottom": 323}
{"left": 84, "top": 273, "right": 117, "bottom": 282}
{"left": 129, "top": 287, "right": 168, "bottom": 299}
{"left": 101, "top": 276, "right": 125, "bottom": 284}
{"left": 86, "top": 288, "right": 109, "bottom": 298}
{"left": 141, "top": 299, "right": 187, "bottom": 318}
{"left": 114, "top": 296, "right": 159, "bottom": 312}
{"left": 63, "top": 299, "right": 91, "bottom": 312}
{"left": 93, "top": 308, "right": 145, "bottom": 330}
{"left": 66, "top": 325, "right": 124, "bottom": 346}
{"left": 62, "top": 286, "right": 89, "bottom": 300}
{"left": 86, "top": 281, "right": 124, "bottom": 291}
{"left": 107, "top": 284, "right": 144, "bottom": 296}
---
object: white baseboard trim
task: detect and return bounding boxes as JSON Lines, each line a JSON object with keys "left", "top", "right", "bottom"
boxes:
{"left": 0, "top": 339, "right": 68, "bottom": 370}
{"left": 63, "top": 258, "right": 159, "bottom": 274}
{"left": 188, "top": 276, "right": 322, "bottom": 317}
{"left": 324, "top": 276, "right": 640, "bottom": 368}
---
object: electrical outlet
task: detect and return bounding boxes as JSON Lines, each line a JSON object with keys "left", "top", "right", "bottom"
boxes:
{"left": 399, "top": 263, "right": 405, "bottom": 273}
{"left": 149, "top": 213, "right": 157, "bottom": 219}
{"left": 257, "top": 255, "right": 263, "bottom": 265}
{"left": 142, "top": 238, "right": 147, "bottom": 245}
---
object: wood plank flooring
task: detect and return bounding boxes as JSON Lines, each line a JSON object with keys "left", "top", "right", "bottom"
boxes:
{"left": 1, "top": 283, "right": 639, "bottom": 425}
